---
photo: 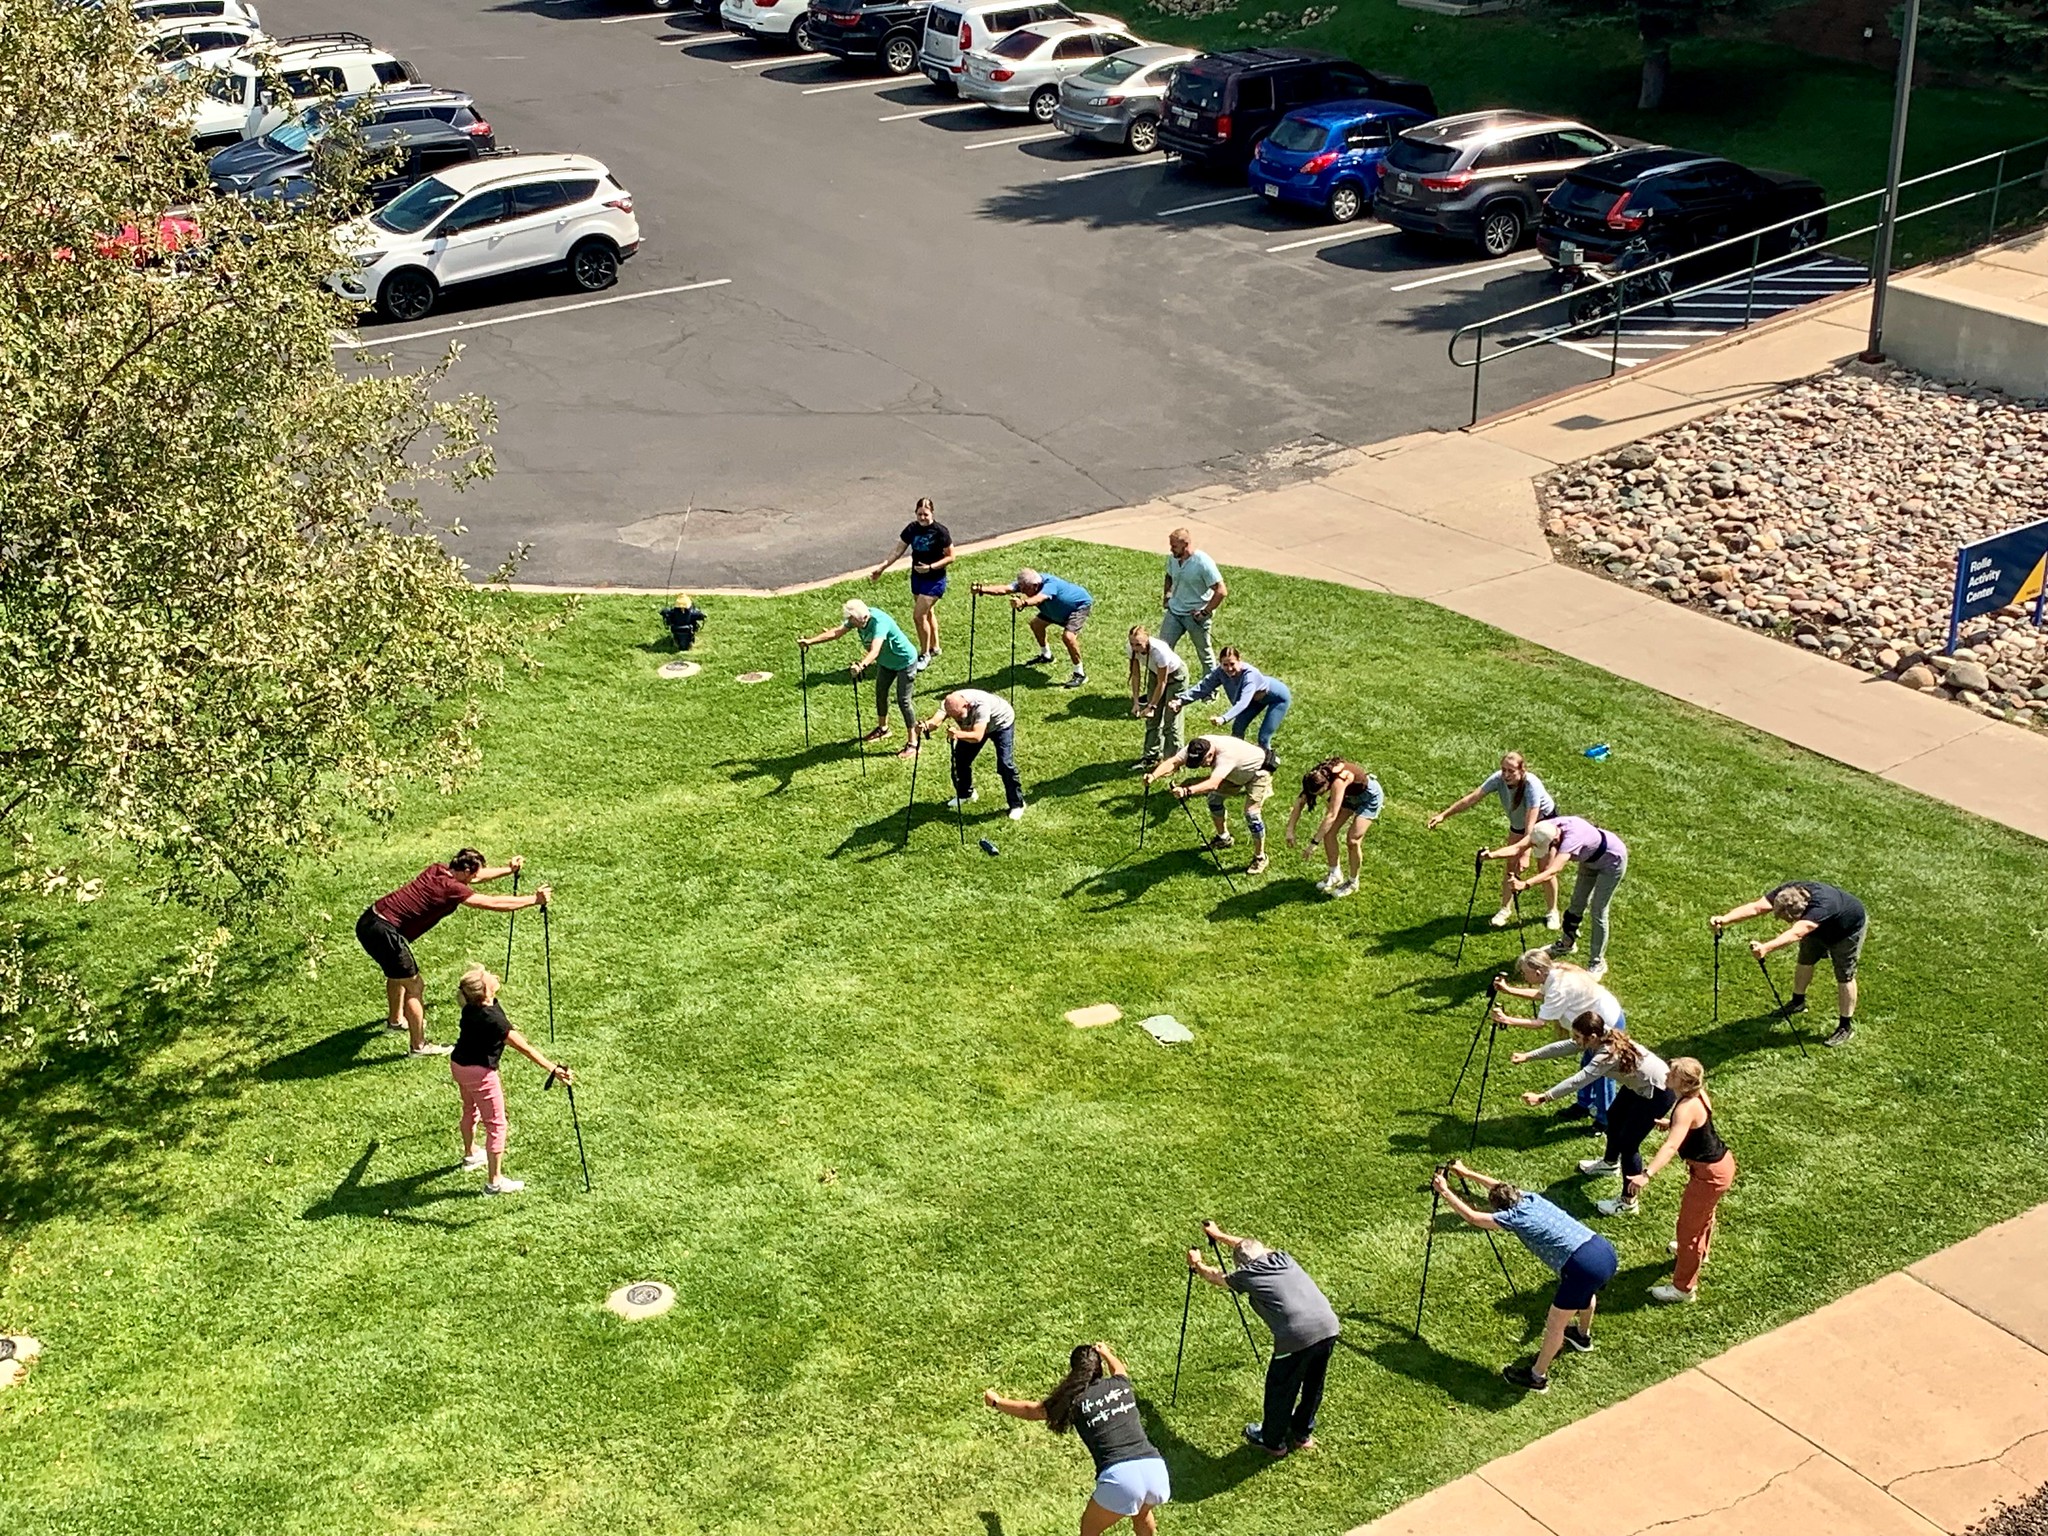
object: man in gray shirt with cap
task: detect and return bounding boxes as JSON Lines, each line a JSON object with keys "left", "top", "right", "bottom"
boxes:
{"left": 1187, "top": 1218, "right": 1340, "bottom": 1457}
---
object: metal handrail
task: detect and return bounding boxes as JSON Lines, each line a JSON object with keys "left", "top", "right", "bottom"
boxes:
{"left": 1447, "top": 132, "right": 2048, "bottom": 424}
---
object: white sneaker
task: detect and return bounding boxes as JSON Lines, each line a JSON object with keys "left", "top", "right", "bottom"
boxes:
{"left": 460, "top": 1148, "right": 488, "bottom": 1172}
{"left": 1545, "top": 909, "right": 1563, "bottom": 931}
{"left": 384, "top": 1020, "right": 408, "bottom": 1033}
{"left": 1649, "top": 1283, "right": 1696, "bottom": 1305}
{"left": 1317, "top": 867, "right": 1344, "bottom": 892}
{"left": 1668, "top": 1240, "right": 1680, "bottom": 1255}
{"left": 1488, "top": 905, "right": 1514, "bottom": 928}
{"left": 945, "top": 793, "right": 978, "bottom": 808}
{"left": 1595, "top": 1196, "right": 1638, "bottom": 1217}
{"left": 1331, "top": 878, "right": 1359, "bottom": 899}
{"left": 483, "top": 1178, "right": 524, "bottom": 1196}
{"left": 1577, "top": 1157, "right": 1620, "bottom": 1178}
{"left": 409, "top": 1043, "right": 453, "bottom": 1058}
{"left": 912, "top": 653, "right": 931, "bottom": 674}
{"left": 1587, "top": 960, "right": 1608, "bottom": 981}
{"left": 1008, "top": 805, "right": 1025, "bottom": 821}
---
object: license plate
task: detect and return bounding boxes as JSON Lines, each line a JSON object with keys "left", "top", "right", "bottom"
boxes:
{"left": 1173, "top": 109, "right": 1193, "bottom": 125}
{"left": 1260, "top": 182, "right": 1277, "bottom": 197}
{"left": 1560, "top": 240, "right": 1581, "bottom": 263}
{"left": 1396, "top": 177, "right": 1413, "bottom": 194}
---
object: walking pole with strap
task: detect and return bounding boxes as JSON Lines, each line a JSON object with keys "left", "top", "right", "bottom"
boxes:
{"left": 1713, "top": 925, "right": 1723, "bottom": 1025}
{"left": 850, "top": 669, "right": 869, "bottom": 784}
{"left": 1170, "top": 1262, "right": 1195, "bottom": 1406}
{"left": 1754, "top": 951, "right": 1810, "bottom": 1058}
{"left": 1413, "top": 1180, "right": 1444, "bottom": 1340}
{"left": 1176, "top": 790, "right": 1239, "bottom": 896}
{"left": 543, "top": 1069, "right": 592, "bottom": 1193}
{"left": 1208, "top": 1234, "right": 1262, "bottom": 1366}
{"left": 1448, "top": 977, "right": 1499, "bottom": 1109}
{"left": 503, "top": 868, "right": 519, "bottom": 982}
{"left": 799, "top": 641, "right": 812, "bottom": 751}
{"left": 1453, "top": 848, "right": 1484, "bottom": 968}
{"left": 542, "top": 900, "right": 556, "bottom": 1046}
{"left": 1465, "top": 1003, "right": 1502, "bottom": 1150}
{"left": 901, "top": 721, "right": 923, "bottom": 850}
{"left": 967, "top": 589, "right": 978, "bottom": 688}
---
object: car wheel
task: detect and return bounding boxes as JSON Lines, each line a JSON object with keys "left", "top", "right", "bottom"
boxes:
{"left": 377, "top": 268, "right": 436, "bottom": 324}
{"left": 1787, "top": 213, "right": 1824, "bottom": 251}
{"left": 1028, "top": 86, "right": 1058, "bottom": 123}
{"left": 883, "top": 34, "right": 918, "bottom": 74}
{"left": 1125, "top": 114, "right": 1159, "bottom": 154}
{"left": 568, "top": 238, "right": 620, "bottom": 293}
{"left": 792, "top": 16, "right": 818, "bottom": 51}
{"left": 1479, "top": 203, "right": 1525, "bottom": 257}
{"left": 1326, "top": 183, "right": 1364, "bottom": 224}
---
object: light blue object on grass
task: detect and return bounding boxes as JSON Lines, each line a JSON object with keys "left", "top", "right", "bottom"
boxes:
{"left": 1583, "top": 744, "right": 1611, "bottom": 761}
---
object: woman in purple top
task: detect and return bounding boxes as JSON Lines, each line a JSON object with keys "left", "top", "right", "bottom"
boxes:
{"left": 1497, "top": 815, "right": 1628, "bottom": 978}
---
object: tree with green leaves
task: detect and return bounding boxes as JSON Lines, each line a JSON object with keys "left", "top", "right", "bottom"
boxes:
{"left": 0, "top": 1, "right": 511, "bottom": 1049}
{"left": 1920, "top": 0, "right": 2048, "bottom": 97}
{"left": 1530, "top": 0, "right": 1800, "bottom": 109}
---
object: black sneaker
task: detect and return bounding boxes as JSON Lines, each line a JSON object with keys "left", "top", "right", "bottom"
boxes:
{"left": 1780, "top": 996, "right": 1809, "bottom": 1018}
{"left": 1562, "top": 1325, "right": 1594, "bottom": 1353}
{"left": 1502, "top": 1363, "right": 1550, "bottom": 1393}
{"left": 1060, "top": 670, "right": 1086, "bottom": 690}
{"left": 1242, "top": 1423, "right": 1287, "bottom": 1457}
{"left": 1554, "top": 1103, "right": 1590, "bottom": 1122}
{"left": 1024, "top": 651, "right": 1054, "bottom": 667}
{"left": 1823, "top": 1022, "right": 1855, "bottom": 1047}
{"left": 1208, "top": 833, "right": 1234, "bottom": 850}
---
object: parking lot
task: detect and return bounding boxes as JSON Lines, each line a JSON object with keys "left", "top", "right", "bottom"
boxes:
{"left": 289, "top": 0, "right": 1837, "bottom": 586}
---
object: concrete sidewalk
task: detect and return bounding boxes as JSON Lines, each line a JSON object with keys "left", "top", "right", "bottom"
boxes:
{"left": 1351, "top": 1204, "right": 2048, "bottom": 1536}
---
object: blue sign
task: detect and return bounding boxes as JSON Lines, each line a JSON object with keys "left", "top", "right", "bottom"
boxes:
{"left": 1947, "top": 514, "right": 2048, "bottom": 653}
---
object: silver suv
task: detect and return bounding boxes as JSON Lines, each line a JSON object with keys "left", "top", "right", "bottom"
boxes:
{"left": 920, "top": 0, "right": 1094, "bottom": 92}
{"left": 1374, "top": 109, "right": 1617, "bottom": 257}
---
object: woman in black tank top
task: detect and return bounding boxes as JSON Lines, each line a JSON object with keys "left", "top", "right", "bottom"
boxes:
{"left": 1627, "top": 1057, "right": 1736, "bottom": 1305}
{"left": 1285, "top": 756, "right": 1383, "bottom": 899}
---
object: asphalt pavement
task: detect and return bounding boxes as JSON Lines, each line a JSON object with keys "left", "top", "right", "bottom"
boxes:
{"left": 285, "top": 0, "right": 1609, "bottom": 587}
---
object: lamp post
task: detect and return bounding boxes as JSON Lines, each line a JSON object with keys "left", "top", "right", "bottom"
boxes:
{"left": 1862, "top": 0, "right": 1923, "bottom": 361}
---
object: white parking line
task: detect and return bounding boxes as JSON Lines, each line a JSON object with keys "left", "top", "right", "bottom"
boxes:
{"left": 963, "top": 130, "right": 1063, "bottom": 149}
{"left": 1156, "top": 192, "right": 1258, "bottom": 217}
{"left": 333, "top": 279, "right": 734, "bottom": 349}
{"left": 599, "top": 10, "right": 674, "bottom": 21}
{"left": 1055, "top": 157, "right": 1162, "bottom": 181}
{"left": 878, "top": 104, "right": 985, "bottom": 121}
{"left": 725, "top": 54, "right": 786, "bottom": 67}
{"left": 1388, "top": 253, "right": 1540, "bottom": 291}
{"left": 801, "top": 77, "right": 893, "bottom": 94}
{"left": 1265, "top": 225, "right": 1396, "bottom": 254}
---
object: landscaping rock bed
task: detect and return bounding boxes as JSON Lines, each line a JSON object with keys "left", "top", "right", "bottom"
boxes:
{"left": 1536, "top": 364, "right": 2048, "bottom": 730}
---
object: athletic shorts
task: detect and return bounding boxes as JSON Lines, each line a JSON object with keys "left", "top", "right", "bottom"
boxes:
{"left": 1208, "top": 766, "right": 1273, "bottom": 817}
{"left": 1092, "top": 1455, "right": 1171, "bottom": 1518}
{"left": 1052, "top": 602, "right": 1091, "bottom": 636}
{"left": 355, "top": 907, "right": 418, "bottom": 981}
{"left": 1797, "top": 922, "right": 1865, "bottom": 981}
{"left": 911, "top": 572, "right": 947, "bottom": 599}
{"left": 1553, "top": 1234, "right": 1619, "bottom": 1312}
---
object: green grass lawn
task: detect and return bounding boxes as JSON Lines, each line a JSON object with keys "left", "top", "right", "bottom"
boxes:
{"left": 5, "top": 540, "right": 2046, "bottom": 1536}
{"left": 1137, "top": 0, "right": 2048, "bottom": 261}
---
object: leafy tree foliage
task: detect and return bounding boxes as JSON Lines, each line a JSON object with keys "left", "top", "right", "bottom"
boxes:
{"left": 1920, "top": 0, "right": 2048, "bottom": 96}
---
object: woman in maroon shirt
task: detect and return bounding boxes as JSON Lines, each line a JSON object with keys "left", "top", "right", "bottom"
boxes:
{"left": 356, "top": 847, "right": 548, "bottom": 1057}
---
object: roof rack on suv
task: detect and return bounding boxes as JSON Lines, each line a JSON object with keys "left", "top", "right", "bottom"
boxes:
{"left": 271, "top": 31, "right": 376, "bottom": 52}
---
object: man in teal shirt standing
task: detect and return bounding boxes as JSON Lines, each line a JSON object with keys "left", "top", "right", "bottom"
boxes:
{"left": 801, "top": 599, "right": 922, "bottom": 758}
{"left": 1161, "top": 527, "right": 1227, "bottom": 673}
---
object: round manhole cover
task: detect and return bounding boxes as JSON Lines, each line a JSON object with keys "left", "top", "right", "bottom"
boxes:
{"left": 605, "top": 1281, "right": 677, "bottom": 1321}
{"left": 657, "top": 661, "right": 701, "bottom": 680}
{"left": 736, "top": 671, "right": 775, "bottom": 684}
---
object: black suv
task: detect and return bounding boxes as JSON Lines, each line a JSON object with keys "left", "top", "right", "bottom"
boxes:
{"left": 1536, "top": 147, "right": 1828, "bottom": 275}
{"left": 247, "top": 121, "right": 493, "bottom": 212}
{"left": 1158, "top": 48, "right": 1434, "bottom": 175}
{"left": 1374, "top": 110, "right": 1616, "bottom": 256}
{"left": 809, "top": 0, "right": 932, "bottom": 75}
{"left": 209, "top": 87, "right": 495, "bottom": 194}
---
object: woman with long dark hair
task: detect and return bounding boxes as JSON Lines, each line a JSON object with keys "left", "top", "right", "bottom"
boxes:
{"left": 985, "top": 1342, "right": 1171, "bottom": 1533}
{"left": 1284, "top": 756, "right": 1383, "bottom": 898}
{"left": 1514, "top": 1013, "right": 1672, "bottom": 1215}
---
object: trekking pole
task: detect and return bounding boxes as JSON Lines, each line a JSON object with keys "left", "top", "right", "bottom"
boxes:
{"left": 1139, "top": 774, "right": 1151, "bottom": 850}
{"left": 1170, "top": 1262, "right": 1194, "bottom": 1406}
{"left": 1413, "top": 1180, "right": 1443, "bottom": 1340}
{"left": 1176, "top": 790, "right": 1238, "bottom": 896}
{"left": 850, "top": 671, "right": 869, "bottom": 783}
{"left": 1448, "top": 979, "right": 1499, "bottom": 1108}
{"left": 1454, "top": 1170, "right": 1521, "bottom": 1298}
{"left": 799, "top": 642, "right": 812, "bottom": 750}
{"left": 901, "top": 723, "right": 923, "bottom": 849}
{"left": 1453, "top": 848, "right": 1485, "bottom": 968}
{"left": 503, "top": 868, "right": 519, "bottom": 982}
{"left": 967, "top": 589, "right": 978, "bottom": 688}
{"left": 1754, "top": 951, "right": 1810, "bottom": 1059}
{"left": 1008, "top": 604, "right": 1017, "bottom": 709}
{"left": 542, "top": 900, "right": 556, "bottom": 1045}
{"left": 544, "top": 1069, "right": 591, "bottom": 1193}
{"left": 1209, "top": 1234, "right": 1262, "bottom": 1366}
{"left": 1713, "top": 925, "right": 1723, "bottom": 1025}
{"left": 1466, "top": 1002, "right": 1502, "bottom": 1151}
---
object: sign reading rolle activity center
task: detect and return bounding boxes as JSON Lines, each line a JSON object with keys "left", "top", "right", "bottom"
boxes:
{"left": 1947, "top": 514, "right": 2048, "bottom": 652}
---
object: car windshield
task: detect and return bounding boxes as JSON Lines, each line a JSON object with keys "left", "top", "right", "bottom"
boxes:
{"left": 265, "top": 106, "right": 327, "bottom": 152}
{"left": 1268, "top": 117, "right": 1329, "bottom": 153}
{"left": 991, "top": 29, "right": 1045, "bottom": 58}
{"left": 1077, "top": 54, "right": 1141, "bottom": 85}
{"left": 202, "top": 68, "right": 247, "bottom": 105}
{"left": 370, "top": 174, "right": 458, "bottom": 234}
{"left": 1383, "top": 136, "right": 1459, "bottom": 174}
{"left": 1172, "top": 69, "right": 1225, "bottom": 112}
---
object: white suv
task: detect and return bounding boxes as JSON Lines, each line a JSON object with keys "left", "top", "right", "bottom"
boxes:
{"left": 720, "top": 0, "right": 817, "bottom": 51}
{"left": 134, "top": 0, "right": 263, "bottom": 26}
{"left": 182, "top": 32, "right": 417, "bottom": 147}
{"left": 141, "top": 15, "right": 264, "bottom": 73}
{"left": 331, "top": 153, "right": 642, "bottom": 323}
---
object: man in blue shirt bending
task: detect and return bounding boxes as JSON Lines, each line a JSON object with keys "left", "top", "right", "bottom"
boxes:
{"left": 975, "top": 568, "right": 1093, "bottom": 691}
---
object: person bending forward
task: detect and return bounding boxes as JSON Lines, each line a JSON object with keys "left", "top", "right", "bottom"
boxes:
{"left": 985, "top": 1341, "right": 1171, "bottom": 1534}
{"left": 1188, "top": 1219, "right": 1340, "bottom": 1457}
{"left": 1144, "top": 735, "right": 1274, "bottom": 876}
{"left": 920, "top": 689, "right": 1025, "bottom": 820}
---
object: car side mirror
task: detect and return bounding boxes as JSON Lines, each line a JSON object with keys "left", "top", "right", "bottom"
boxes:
{"left": 258, "top": 88, "right": 275, "bottom": 106}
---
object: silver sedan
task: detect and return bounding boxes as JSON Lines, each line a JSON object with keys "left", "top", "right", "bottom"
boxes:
{"left": 958, "top": 18, "right": 1147, "bottom": 121}
{"left": 1051, "top": 43, "right": 1192, "bottom": 152}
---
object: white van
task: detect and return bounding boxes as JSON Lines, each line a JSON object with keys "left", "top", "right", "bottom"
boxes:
{"left": 918, "top": 1, "right": 1116, "bottom": 92}
{"left": 183, "top": 32, "right": 417, "bottom": 147}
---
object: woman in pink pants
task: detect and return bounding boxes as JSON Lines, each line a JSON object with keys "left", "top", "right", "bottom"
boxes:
{"left": 1627, "top": 1057, "right": 1735, "bottom": 1304}
{"left": 453, "top": 965, "right": 572, "bottom": 1196}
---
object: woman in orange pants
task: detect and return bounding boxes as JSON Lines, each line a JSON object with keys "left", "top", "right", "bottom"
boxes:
{"left": 1626, "top": 1057, "right": 1735, "bottom": 1304}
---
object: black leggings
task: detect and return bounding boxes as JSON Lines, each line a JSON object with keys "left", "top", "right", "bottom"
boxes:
{"left": 1606, "top": 1084, "right": 1677, "bottom": 1179}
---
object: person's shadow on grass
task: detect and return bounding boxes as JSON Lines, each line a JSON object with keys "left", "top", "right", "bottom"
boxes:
{"left": 1137, "top": 1393, "right": 1269, "bottom": 1502}
{"left": 301, "top": 1140, "right": 471, "bottom": 1228}
{"left": 1205, "top": 880, "right": 1320, "bottom": 923}
{"left": 1385, "top": 1104, "right": 1599, "bottom": 1162}
{"left": 1352, "top": 1321, "right": 1524, "bottom": 1411}
{"left": 1043, "top": 693, "right": 1134, "bottom": 724}
{"left": 1065, "top": 848, "right": 1215, "bottom": 908}
{"left": 717, "top": 742, "right": 863, "bottom": 797}
{"left": 256, "top": 1021, "right": 390, "bottom": 1083}
{"left": 1655, "top": 1006, "right": 1818, "bottom": 1072}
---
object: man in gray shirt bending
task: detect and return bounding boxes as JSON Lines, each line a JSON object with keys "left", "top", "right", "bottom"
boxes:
{"left": 1187, "top": 1218, "right": 1340, "bottom": 1457}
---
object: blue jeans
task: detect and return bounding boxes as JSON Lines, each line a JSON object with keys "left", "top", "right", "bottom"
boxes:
{"left": 1578, "top": 1049, "right": 1616, "bottom": 1126}
{"left": 1228, "top": 683, "right": 1292, "bottom": 750}
{"left": 953, "top": 723, "right": 1022, "bottom": 810}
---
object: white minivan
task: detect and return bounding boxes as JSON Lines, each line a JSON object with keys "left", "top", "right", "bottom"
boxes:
{"left": 919, "top": 0, "right": 1113, "bottom": 92}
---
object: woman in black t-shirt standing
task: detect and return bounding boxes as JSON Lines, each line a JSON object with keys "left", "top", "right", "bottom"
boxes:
{"left": 871, "top": 496, "right": 953, "bottom": 674}
{"left": 985, "top": 1341, "right": 1171, "bottom": 1533}
{"left": 452, "top": 965, "right": 573, "bottom": 1197}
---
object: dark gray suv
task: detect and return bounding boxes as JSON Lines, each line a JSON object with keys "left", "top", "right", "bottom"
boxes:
{"left": 1374, "top": 109, "right": 1616, "bottom": 257}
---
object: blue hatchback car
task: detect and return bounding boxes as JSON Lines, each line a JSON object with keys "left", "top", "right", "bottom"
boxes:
{"left": 1248, "top": 100, "right": 1431, "bottom": 223}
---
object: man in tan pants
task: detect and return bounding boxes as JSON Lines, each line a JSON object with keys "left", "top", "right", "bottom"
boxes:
{"left": 1144, "top": 734, "right": 1274, "bottom": 875}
